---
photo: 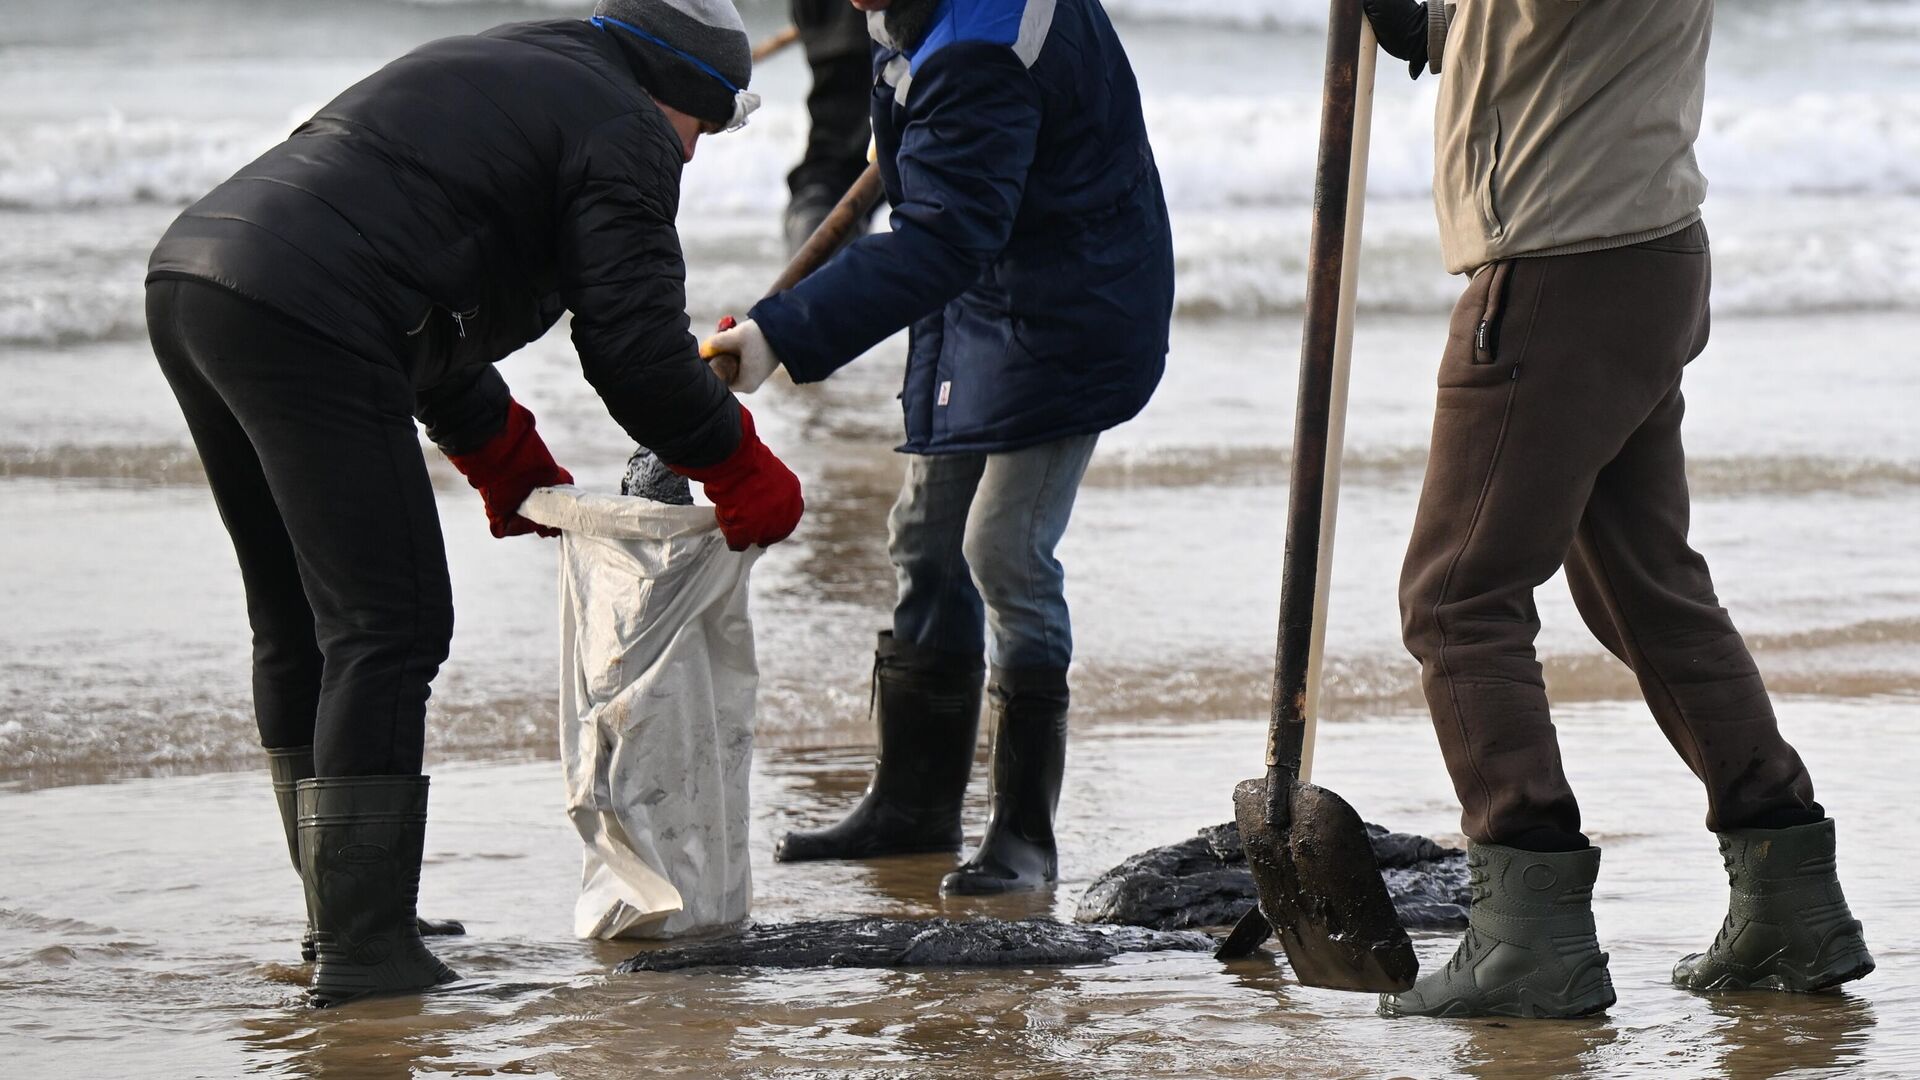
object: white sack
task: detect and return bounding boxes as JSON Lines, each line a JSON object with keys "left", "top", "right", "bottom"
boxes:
{"left": 519, "top": 486, "right": 760, "bottom": 940}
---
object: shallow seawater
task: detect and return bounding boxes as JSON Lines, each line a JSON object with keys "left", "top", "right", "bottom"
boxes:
{"left": 5, "top": 312, "right": 1917, "bottom": 785}
{"left": 5, "top": 0, "right": 1920, "bottom": 1075}
{"left": 4, "top": 701, "right": 1917, "bottom": 1077}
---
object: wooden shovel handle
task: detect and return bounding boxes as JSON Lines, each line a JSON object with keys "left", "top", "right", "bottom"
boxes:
{"left": 751, "top": 26, "right": 801, "bottom": 63}
{"left": 769, "top": 163, "right": 885, "bottom": 295}
{"left": 707, "top": 163, "right": 886, "bottom": 387}
{"left": 1264, "top": 2, "right": 1375, "bottom": 825}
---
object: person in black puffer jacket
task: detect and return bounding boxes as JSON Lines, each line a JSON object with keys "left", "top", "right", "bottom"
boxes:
{"left": 145, "top": 0, "right": 802, "bottom": 1008}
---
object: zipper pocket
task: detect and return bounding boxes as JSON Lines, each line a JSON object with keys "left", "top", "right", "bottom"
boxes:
{"left": 450, "top": 306, "right": 479, "bottom": 339}
{"left": 1473, "top": 261, "right": 1514, "bottom": 365}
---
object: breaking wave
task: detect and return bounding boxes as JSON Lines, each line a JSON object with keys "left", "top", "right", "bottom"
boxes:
{"left": 3, "top": 85, "right": 1916, "bottom": 345}
{"left": 6, "top": 91, "right": 1919, "bottom": 211}
{"left": 1073, "top": 616, "right": 1920, "bottom": 727}
{"left": 0, "top": 276, "right": 148, "bottom": 346}
{"left": 4, "top": 216, "right": 1917, "bottom": 347}
{"left": 8, "top": 622, "right": 1917, "bottom": 788}
{"left": 392, "top": 0, "right": 1920, "bottom": 35}
{"left": 4, "top": 214, "right": 1916, "bottom": 348}
{"left": 1085, "top": 447, "right": 1920, "bottom": 498}
{"left": 14, "top": 438, "right": 1919, "bottom": 500}
{"left": 7, "top": 219, "right": 1912, "bottom": 349}
{"left": 1161, "top": 198, "right": 1920, "bottom": 318}
{"left": 0, "top": 113, "right": 279, "bottom": 212}
{"left": 386, "top": 0, "right": 1328, "bottom": 23}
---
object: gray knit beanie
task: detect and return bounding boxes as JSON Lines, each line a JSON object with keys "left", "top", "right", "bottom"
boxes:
{"left": 592, "top": 0, "right": 760, "bottom": 130}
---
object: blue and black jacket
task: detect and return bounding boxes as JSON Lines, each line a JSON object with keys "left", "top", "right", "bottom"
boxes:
{"left": 749, "top": 0, "right": 1174, "bottom": 455}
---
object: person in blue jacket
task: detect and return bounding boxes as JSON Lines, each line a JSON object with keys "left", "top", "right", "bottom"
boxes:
{"left": 704, "top": 0, "right": 1173, "bottom": 895}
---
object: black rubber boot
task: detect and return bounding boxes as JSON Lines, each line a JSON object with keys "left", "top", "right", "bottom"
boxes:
{"left": 268, "top": 746, "right": 464, "bottom": 962}
{"left": 298, "top": 775, "right": 459, "bottom": 1007}
{"left": 1673, "top": 818, "right": 1874, "bottom": 993}
{"left": 266, "top": 746, "right": 321, "bottom": 962}
{"left": 940, "top": 667, "right": 1069, "bottom": 897}
{"left": 775, "top": 632, "right": 985, "bottom": 862}
{"left": 1380, "top": 844, "right": 1616, "bottom": 1019}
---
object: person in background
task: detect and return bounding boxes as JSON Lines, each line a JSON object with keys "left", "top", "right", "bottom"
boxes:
{"left": 703, "top": 0, "right": 1173, "bottom": 896}
{"left": 1362, "top": 0, "right": 1873, "bottom": 1019}
{"left": 144, "top": 0, "right": 802, "bottom": 1006}
{"left": 784, "top": 0, "right": 875, "bottom": 254}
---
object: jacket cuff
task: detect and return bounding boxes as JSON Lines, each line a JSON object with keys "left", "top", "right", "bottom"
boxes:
{"left": 748, "top": 293, "right": 834, "bottom": 385}
{"left": 1427, "top": 2, "right": 1450, "bottom": 74}
{"left": 417, "top": 365, "right": 511, "bottom": 456}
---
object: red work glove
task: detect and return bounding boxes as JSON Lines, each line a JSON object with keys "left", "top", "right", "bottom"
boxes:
{"left": 669, "top": 402, "right": 803, "bottom": 551}
{"left": 445, "top": 399, "right": 573, "bottom": 538}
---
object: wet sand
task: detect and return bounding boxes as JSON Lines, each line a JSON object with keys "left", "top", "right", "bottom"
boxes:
{"left": 4, "top": 699, "right": 1915, "bottom": 1077}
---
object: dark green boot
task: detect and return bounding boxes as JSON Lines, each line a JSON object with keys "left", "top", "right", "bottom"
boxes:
{"left": 1673, "top": 819, "right": 1874, "bottom": 992}
{"left": 775, "top": 632, "right": 984, "bottom": 862}
{"left": 940, "top": 667, "right": 1069, "bottom": 897}
{"left": 268, "top": 746, "right": 464, "bottom": 962}
{"left": 298, "top": 775, "right": 459, "bottom": 1007}
{"left": 1380, "top": 844, "right": 1615, "bottom": 1019}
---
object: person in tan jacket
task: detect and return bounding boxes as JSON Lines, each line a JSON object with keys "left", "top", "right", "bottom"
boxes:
{"left": 1362, "top": 0, "right": 1874, "bottom": 1019}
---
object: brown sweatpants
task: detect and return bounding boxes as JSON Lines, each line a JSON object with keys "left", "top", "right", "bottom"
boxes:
{"left": 1400, "top": 221, "right": 1819, "bottom": 847}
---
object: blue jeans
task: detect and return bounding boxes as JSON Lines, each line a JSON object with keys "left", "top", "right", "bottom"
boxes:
{"left": 888, "top": 434, "right": 1099, "bottom": 671}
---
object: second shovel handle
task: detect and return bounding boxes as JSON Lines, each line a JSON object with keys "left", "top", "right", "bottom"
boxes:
{"left": 706, "top": 164, "right": 886, "bottom": 389}
{"left": 770, "top": 163, "right": 886, "bottom": 296}
{"left": 752, "top": 26, "right": 801, "bottom": 63}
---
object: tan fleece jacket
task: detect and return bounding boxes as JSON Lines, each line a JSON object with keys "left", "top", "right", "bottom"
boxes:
{"left": 1428, "top": 0, "right": 1712, "bottom": 275}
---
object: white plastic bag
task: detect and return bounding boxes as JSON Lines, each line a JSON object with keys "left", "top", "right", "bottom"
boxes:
{"left": 518, "top": 485, "right": 760, "bottom": 940}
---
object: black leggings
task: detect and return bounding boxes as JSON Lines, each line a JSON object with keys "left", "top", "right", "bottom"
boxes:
{"left": 147, "top": 279, "right": 452, "bottom": 776}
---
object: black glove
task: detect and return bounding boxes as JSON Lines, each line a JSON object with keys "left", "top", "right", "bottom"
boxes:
{"left": 1363, "top": 0, "right": 1431, "bottom": 79}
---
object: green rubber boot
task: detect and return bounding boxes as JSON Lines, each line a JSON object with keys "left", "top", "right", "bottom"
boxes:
{"left": 298, "top": 775, "right": 459, "bottom": 1007}
{"left": 1673, "top": 819, "right": 1874, "bottom": 993}
{"left": 268, "top": 746, "right": 465, "bottom": 962}
{"left": 1380, "top": 844, "right": 1615, "bottom": 1019}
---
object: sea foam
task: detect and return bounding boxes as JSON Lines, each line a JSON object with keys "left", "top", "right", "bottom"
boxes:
{"left": 6, "top": 90, "right": 1918, "bottom": 214}
{"left": 4, "top": 87, "right": 1918, "bottom": 347}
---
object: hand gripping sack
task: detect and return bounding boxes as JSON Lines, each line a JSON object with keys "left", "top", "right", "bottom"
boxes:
{"left": 519, "top": 486, "right": 759, "bottom": 939}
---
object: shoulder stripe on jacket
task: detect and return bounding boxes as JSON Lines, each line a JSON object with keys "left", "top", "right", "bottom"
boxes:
{"left": 1011, "top": 0, "right": 1057, "bottom": 67}
{"left": 907, "top": 0, "right": 1058, "bottom": 77}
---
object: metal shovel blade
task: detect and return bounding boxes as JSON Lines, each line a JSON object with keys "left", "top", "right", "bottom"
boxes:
{"left": 1231, "top": 777, "right": 1417, "bottom": 993}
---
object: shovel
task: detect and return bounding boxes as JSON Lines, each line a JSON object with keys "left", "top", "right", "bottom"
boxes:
{"left": 752, "top": 25, "right": 802, "bottom": 63}
{"left": 1211, "top": 4, "right": 1417, "bottom": 994}
{"left": 706, "top": 163, "right": 885, "bottom": 386}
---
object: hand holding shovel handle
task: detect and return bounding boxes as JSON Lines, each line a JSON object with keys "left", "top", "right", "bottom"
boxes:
{"left": 705, "top": 163, "right": 886, "bottom": 387}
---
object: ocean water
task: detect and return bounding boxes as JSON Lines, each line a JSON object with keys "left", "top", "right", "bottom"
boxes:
{"left": 2, "top": 1, "right": 1918, "bottom": 1076}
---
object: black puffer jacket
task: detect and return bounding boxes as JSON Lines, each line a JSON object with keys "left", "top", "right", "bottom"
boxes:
{"left": 146, "top": 19, "right": 739, "bottom": 464}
